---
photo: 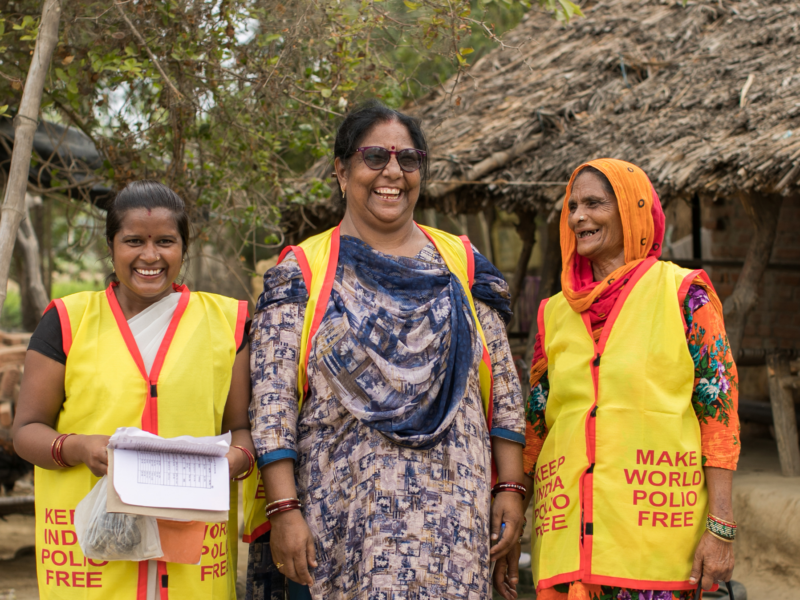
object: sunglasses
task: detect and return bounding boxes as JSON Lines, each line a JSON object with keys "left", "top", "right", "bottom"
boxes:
{"left": 356, "top": 146, "right": 427, "bottom": 173}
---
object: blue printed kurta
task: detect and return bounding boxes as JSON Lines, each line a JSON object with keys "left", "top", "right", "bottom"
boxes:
{"left": 249, "top": 241, "right": 525, "bottom": 599}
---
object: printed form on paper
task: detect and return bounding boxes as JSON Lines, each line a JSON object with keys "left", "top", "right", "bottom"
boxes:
{"left": 108, "top": 427, "right": 231, "bottom": 512}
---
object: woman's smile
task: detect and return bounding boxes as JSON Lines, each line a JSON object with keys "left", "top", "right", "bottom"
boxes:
{"left": 373, "top": 187, "right": 402, "bottom": 200}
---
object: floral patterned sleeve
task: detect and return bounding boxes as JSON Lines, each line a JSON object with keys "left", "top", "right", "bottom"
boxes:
{"left": 523, "top": 331, "right": 549, "bottom": 477}
{"left": 684, "top": 284, "right": 740, "bottom": 470}
{"left": 476, "top": 301, "right": 526, "bottom": 445}
{"left": 249, "top": 253, "right": 308, "bottom": 468}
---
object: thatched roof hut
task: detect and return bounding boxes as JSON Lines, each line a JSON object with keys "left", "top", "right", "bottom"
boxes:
{"left": 413, "top": 0, "right": 800, "bottom": 215}
{"left": 287, "top": 0, "right": 800, "bottom": 227}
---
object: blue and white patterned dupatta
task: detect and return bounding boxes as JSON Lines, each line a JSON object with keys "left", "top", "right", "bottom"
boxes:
{"left": 309, "top": 236, "right": 510, "bottom": 450}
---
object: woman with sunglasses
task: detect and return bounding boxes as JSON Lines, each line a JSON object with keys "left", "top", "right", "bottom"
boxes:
{"left": 244, "top": 101, "right": 526, "bottom": 600}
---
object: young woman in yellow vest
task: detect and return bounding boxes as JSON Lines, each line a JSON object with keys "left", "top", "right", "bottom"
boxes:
{"left": 13, "top": 181, "right": 256, "bottom": 600}
{"left": 500, "top": 160, "right": 741, "bottom": 600}
{"left": 243, "top": 101, "right": 527, "bottom": 600}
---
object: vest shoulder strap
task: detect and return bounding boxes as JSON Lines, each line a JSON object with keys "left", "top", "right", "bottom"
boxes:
{"left": 46, "top": 291, "right": 104, "bottom": 358}
{"left": 416, "top": 224, "right": 474, "bottom": 292}
{"left": 190, "top": 291, "right": 250, "bottom": 348}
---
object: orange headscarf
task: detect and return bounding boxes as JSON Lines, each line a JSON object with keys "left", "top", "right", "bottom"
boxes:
{"left": 529, "top": 158, "right": 721, "bottom": 386}
{"left": 560, "top": 158, "right": 665, "bottom": 315}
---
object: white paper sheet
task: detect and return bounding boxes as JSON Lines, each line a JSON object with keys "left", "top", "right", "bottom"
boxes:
{"left": 109, "top": 427, "right": 231, "bottom": 457}
{"left": 109, "top": 427, "right": 231, "bottom": 512}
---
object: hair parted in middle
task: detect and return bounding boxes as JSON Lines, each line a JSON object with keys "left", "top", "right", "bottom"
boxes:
{"left": 333, "top": 100, "right": 428, "bottom": 204}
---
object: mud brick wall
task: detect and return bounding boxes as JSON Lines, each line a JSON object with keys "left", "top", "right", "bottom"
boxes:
{"left": 704, "top": 196, "right": 800, "bottom": 352}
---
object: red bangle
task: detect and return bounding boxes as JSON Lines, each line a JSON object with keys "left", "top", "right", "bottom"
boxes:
{"left": 265, "top": 500, "right": 302, "bottom": 519}
{"left": 51, "top": 433, "right": 74, "bottom": 468}
{"left": 231, "top": 446, "right": 255, "bottom": 481}
{"left": 265, "top": 499, "right": 302, "bottom": 512}
{"left": 491, "top": 481, "right": 527, "bottom": 498}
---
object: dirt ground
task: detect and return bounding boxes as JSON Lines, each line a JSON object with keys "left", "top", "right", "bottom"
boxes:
{"left": 2, "top": 439, "right": 796, "bottom": 600}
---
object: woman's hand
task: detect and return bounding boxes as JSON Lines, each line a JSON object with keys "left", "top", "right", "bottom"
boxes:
{"left": 490, "top": 491, "right": 524, "bottom": 560}
{"left": 269, "top": 509, "right": 317, "bottom": 586}
{"left": 62, "top": 434, "right": 110, "bottom": 477}
{"left": 492, "top": 540, "right": 521, "bottom": 600}
{"left": 689, "top": 531, "right": 734, "bottom": 590}
{"left": 225, "top": 446, "right": 249, "bottom": 479}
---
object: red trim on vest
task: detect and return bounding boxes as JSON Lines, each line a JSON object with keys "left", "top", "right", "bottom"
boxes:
{"left": 459, "top": 235, "right": 475, "bottom": 288}
{"left": 582, "top": 573, "right": 700, "bottom": 591}
{"left": 137, "top": 561, "right": 149, "bottom": 600}
{"left": 45, "top": 298, "right": 73, "bottom": 357}
{"left": 242, "top": 520, "right": 272, "bottom": 544}
{"left": 302, "top": 226, "right": 341, "bottom": 399}
{"left": 536, "top": 299, "right": 549, "bottom": 363}
{"left": 279, "top": 245, "right": 312, "bottom": 292}
{"left": 234, "top": 300, "right": 249, "bottom": 349}
{"left": 595, "top": 257, "right": 657, "bottom": 355}
{"left": 536, "top": 569, "right": 583, "bottom": 592}
{"left": 105, "top": 284, "right": 191, "bottom": 435}
{"left": 575, "top": 256, "right": 657, "bottom": 583}
{"left": 158, "top": 561, "right": 169, "bottom": 600}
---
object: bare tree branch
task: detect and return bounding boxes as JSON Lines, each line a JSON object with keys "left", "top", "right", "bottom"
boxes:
{"left": 0, "top": 0, "right": 62, "bottom": 316}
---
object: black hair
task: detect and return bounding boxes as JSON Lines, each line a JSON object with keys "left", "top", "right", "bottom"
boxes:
{"left": 106, "top": 180, "right": 190, "bottom": 253}
{"left": 105, "top": 181, "right": 190, "bottom": 284}
{"left": 333, "top": 100, "right": 428, "bottom": 203}
{"left": 575, "top": 165, "right": 615, "bottom": 197}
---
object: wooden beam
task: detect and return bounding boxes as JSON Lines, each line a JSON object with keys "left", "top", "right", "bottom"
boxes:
{"left": 722, "top": 192, "right": 783, "bottom": 359}
{"left": 520, "top": 210, "right": 562, "bottom": 398}
{"left": 766, "top": 353, "right": 800, "bottom": 477}
{"left": 508, "top": 209, "right": 538, "bottom": 327}
{"left": 426, "top": 135, "right": 543, "bottom": 200}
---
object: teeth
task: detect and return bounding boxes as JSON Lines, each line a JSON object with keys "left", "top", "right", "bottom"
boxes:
{"left": 136, "top": 269, "right": 163, "bottom": 276}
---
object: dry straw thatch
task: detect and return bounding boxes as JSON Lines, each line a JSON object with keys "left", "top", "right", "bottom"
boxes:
{"left": 287, "top": 0, "right": 800, "bottom": 233}
{"left": 413, "top": 0, "right": 800, "bottom": 215}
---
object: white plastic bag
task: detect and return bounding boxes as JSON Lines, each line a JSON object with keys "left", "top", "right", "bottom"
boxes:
{"left": 74, "top": 476, "right": 162, "bottom": 561}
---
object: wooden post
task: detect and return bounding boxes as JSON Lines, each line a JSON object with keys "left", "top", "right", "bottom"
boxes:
{"left": 0, "top": 0, "right": 62, "bottom": 316}
{"left": 766, "top": 352, "right": 800, "bottom": 477}
{"left": 508, "top": 209, "right": 538, "bottom": 326}
{"left": 722, "top": 192, "right": 782, "bottom": 359}
{"left": 524, "top": 210, "right": 562, "bottom": 368}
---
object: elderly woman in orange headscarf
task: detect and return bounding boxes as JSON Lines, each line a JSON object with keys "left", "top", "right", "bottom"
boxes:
{"left": 493, "top": 159, "right": 740, "bottom": 600}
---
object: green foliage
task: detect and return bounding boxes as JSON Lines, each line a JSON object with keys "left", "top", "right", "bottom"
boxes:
{"left": 0, "top": 0, "right": 579, "bottom": 281}
{"left": 0, "top": 287, "right": 21, "bottom": 331}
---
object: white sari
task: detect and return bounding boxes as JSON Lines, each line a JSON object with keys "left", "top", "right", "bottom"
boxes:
{"left": 126, "top": 292, "right": 180, "bottom": 600}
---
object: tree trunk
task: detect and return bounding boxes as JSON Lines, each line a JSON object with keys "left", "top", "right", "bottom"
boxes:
{"left": 508, "top": 209, "right": 538, "bottom": 329}
{"left": 524, "top": 211, "right": 562, "bottom": 368}
{"left": 722, "top": 193, "right": 783, "bottom": 360}
{"left": 0, "top": 0, "right": 62, "bottom": 317}
{"left": 15, "top": 193, "right": 50, "bottom": 330}
{"left": 765, "top": 352, "right": 800, "bottom": 477}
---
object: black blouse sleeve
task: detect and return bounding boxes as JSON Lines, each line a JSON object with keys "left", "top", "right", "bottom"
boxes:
{"left": 236, "top": 319, "right": 252, "bottom": 354}
{"left": 28, "top": 308, "right": 66, "bottom": 365}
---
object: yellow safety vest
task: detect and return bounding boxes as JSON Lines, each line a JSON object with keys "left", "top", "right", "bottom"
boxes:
{"left": 243, "top": 224, "right": 495, "bottom": 542}
{"left": 532, "top": 258, "right": 709, "bottom": 591}
{"left": 35, "top": 284, "right": 248, "bottom": 600}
